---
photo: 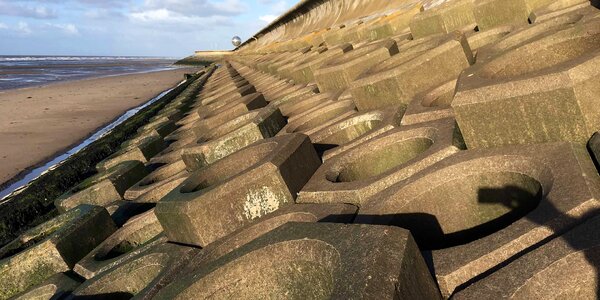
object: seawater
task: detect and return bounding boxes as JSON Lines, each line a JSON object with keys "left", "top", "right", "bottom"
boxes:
{"left": 0, "top": 55, "right": 180, "bottom": 90}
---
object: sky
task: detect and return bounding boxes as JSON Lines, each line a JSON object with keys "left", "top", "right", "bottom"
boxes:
{"left": 0, "top": 0, "right": 296, "bottom": 57}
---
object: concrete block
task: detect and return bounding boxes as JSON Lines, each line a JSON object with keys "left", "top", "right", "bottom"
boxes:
{"left": 55, "top": 161, "right": 148, "bottom": 213}
{"left": 454, "top": 214, "right": 600, "bottom": 299}
{"left": 452, "top": 18, "right": 600, "bottom": 149}
{"left": 350, "top": 32, "right": 474, "bottom": 111}
{"left": 356, "top": 142, "right": 600, "bottom": 297}
{"left": 285, "top": 44, "right": 354, "bottom": 84}
{"left": 96, "top": 135, "right": 166, "bottom": 172}
{"left": 310, "top": 106, "right": 406, "bottom": 160}
{"left": 153, "top": 222, "right": 441, "bottom": 299}
{"left": 366, "top": 4, "right": 423, "bottom": 41}
{"left": 529, "top": 0, "right": 591, "bottom": 23}
{"left": 474, "top": 0, "right": 555, "bottom": 31}
{"left": 124, "top": 160, "right": 189, "bottom": 203}
{"left": 181, "top": 106, "right": 286, "bottom": 171}
{"left": 70, "top": 241, "right": 198, "bottom": 298}
{"left": 11, "top": 273, "right": 81, "bottom": 300}
{"left": 410, "top": 0, "right": 476, "bottom": 39}
{"left": 297, "top": 118, "right": 462, "bottom": 206}
{"left": 0, "top": 205, "right": 116, "bottom": 299}
{"left": 74, "top": 209, "right": 163, "bottom": 279}
{"left": 401, "top": 79, "right": 457, "bottom": 126}
{"left": 156, "top": 134, "right": 321, "bottom": 247}
{"left": 192, "top": 93, "right": 267, "bottom": 138}
{"left": 314, "top": 39, "right": 399, "bottom": 93}
{"left": 277, "top": 100, "right": 357, "bottom": 137}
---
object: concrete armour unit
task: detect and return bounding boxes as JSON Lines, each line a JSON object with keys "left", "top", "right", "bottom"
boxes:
{"left": 297, "top": 117, "right": 463, "bottom": 206}
{"left": 133, "top": 204, "right": 357, "bottom": 299}
{"left": 277, "top": 99, "right": 358, "bottom": 137}
{"left": 0, "top": 205, "right": 116, "bottom": 299}
{"left": 309, "top": 106, "right": 406, "bottom": 160}
{"left": 409, "top": 0, "right": 476, "bottom": 39}
{"left": 55, "top": 161, "right": 148, "bottom": 213}
{"left": 452, "top": 18, "right": 600, "bottom": 149}
{"left": 153, "top": 222, "right": 441, "bottom": 299}
{"left": 474, "top": 0, "right": 555, "bottom": 30}
{"left": 70, "top": 241, "right": 199, "bottom": 298}
{"left": 529, "top": 0, "right": 594, "bottom": 23}
{"left": 285, "top": 43, "right": 354, "bottom": 84}
{"left": 74, "top": 209, "right": 163, "bottom": 279}
{"left": 198, "top": 83, "right": 256, "bottom": 107}
{"left": 191, "top": 93, "right": 267, "bottom": 137}
{"left": 401, "top": 79, "right": 457, "bottom": 126}
{"left": 136, "top": 118, "right": 179, "bottom": 139}
{"left": 365, "top": 4, "right": 423, "bottom": 41}
{"left": 96, "top": 135, "right": 166, "bottom": 172}
{"left": 454, "top": 214, "right": 600, "bottom": 299}
{"left": 188, "top": 204, "right": 357, "bottom": 271}
{"left": 124, "top": 160, "right": 189, "bottom": 203}
{"left": 276, "top": 92, "right": 337, "bottom": 117}
{"left": 349, "top": 32, "right": 474, "bottom": 111}
{"left": 195, "top": 92, "right": 266, "bottom": 124}
{"left": 356, "top": 142, "right": 600, "bottom": 298}
{"left": 11, "top": 273, "right": 81, "bottom": 300}
{"left": 181, "top": 106, "right": 286, "bottom": 171}
{"left": 314, "top": 39, "right": 399, "bottom": 93}
{"left": 155, "top": 134, "right": 321, "bottom": 247}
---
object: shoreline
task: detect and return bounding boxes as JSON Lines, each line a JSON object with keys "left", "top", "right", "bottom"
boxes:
{"left": 0, "top": 84, "right": 180, "bottom": 199}
{"left": 0, "top": 63, "right": 187, "bottom": 92}
{"left": 0, "top": 67, "right": 198, "bottom": 187}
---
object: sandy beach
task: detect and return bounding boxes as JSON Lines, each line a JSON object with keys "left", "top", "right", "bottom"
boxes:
{"left": 0, "top": 67, "right": 197, "bottom": 186}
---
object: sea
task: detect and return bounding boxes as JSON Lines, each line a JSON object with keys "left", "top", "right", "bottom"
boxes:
{"left": 0, "top": 55, "right": 180, "bottom": 91}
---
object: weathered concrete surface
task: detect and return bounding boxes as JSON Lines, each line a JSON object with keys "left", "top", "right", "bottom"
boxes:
{"left": 349, "top": 32, "right": 474, "bottom": 111}
{"left": 0, "top": 205, "right": 116, "bottom": 299}
{"left": 454, "top": 214, "right": 600, "bottom": 299}
{"left": 453, "top": 17, "right": 600, "bottom": 149}
{"left": 298, "top": 118, "right": 462, "bottom": 206}
{"left": 54, "top": 161, "right": 148, "bottom": 212}
{"left": 357, "top": 142, "right": 600, "bottom": 297}
{"left": 154, "top": 223, "right": 441, "bottom": 299}
{"left": 156, "top": 134, "right": 321, "bottom": 247}
{"left": 11, "top": 273, "right": 81, "bottom": 300}
{"left": 74, "top": 209, "right": 163, "bottom": 279}
{"left": 71, "top": 241, "right": 198, "bottom": 298}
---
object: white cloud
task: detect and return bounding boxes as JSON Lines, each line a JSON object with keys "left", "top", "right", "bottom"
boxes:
{"left": 139, "top": 0, "right": 246, "bottom": 17}
{"left": 45, "top": 23, "right": 80, "bottom": 35}
{"left": 259, "top": 15, "right": 277, "bottom": 23}
{"left": 0, "top": 22, "right": 7, "bottom": 30}
{"left": 16, "top": 22, "right": 32, "bottom": 34}
{"left": 129, "top": 8, "right": 234, "bottom": 29}
{"left": 0, "top": 1, "right": 57, "bottom": 19}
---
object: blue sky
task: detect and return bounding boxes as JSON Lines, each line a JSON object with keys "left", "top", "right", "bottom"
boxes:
{"left": 0, "top": 0, "right": 296, "bottom": 57}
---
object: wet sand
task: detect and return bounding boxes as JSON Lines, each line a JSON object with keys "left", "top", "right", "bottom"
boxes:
{"left": 0, "top": 67, "right": 198, "bottom": 186}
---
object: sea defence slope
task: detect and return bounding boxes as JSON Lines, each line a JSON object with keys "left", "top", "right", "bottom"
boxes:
{"left": 2, "top": 0, "right": 600, "bottom": 299}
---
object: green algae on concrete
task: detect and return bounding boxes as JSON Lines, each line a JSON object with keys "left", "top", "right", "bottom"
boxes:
{"left": 54, "top": 160, "right": 148, "bottom": 213}
{"left": 0, "top": 205, "right": 116, "bottom": 299}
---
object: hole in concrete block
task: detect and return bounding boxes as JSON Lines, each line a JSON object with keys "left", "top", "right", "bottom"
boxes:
{"left": 421, "top": 80, "right": 457, "bottom": 108}
{"left": 200, "top": 111, "right": 261, "bottom": 142}
{"left": 138, "top": 162, "right": 186, "bottom": 188}
{"left": 329, "top": 137, "right": 433, "bottom": 182}
{"left": 482, "top": 20, "right": 599, "bottom": 79}
{"left": 171, "top": 240, "right": 339, "bottom": 299}
{"left": 180, "top": 142, "right": 278, "bottom": 193}
{"left": 317, "top": 118, "right": 383, "bottom": 146}
{"left": 386, "top": 172, "right": 542, "bottom": 249}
